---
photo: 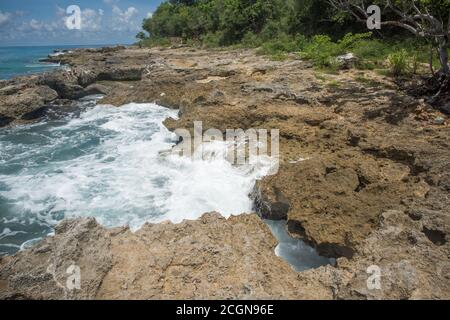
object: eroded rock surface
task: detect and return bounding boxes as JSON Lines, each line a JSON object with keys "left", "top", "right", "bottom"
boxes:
{"left": 0, "top": 46, "right": 448, "bottom": 299}
{"left": 0, "top": 214, "right": 341, "bottom": 300}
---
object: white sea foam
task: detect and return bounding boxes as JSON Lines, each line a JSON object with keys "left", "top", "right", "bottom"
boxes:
{"left": 0, "top": 228, "right": 26, "bottom": 240}
{"left": 0, "top": 101, "right": 333, "bottom": 270}
{"left": 25, "top": 63, "right": 61, "bottom": 68}
{"left": 0, "top": 102, "right": 273, "bottom": 231}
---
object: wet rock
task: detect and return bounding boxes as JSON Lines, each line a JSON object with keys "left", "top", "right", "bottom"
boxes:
{"left": 76, "top": 69, "right": 99, "bottom": 87}
{"left": 0, "top": 114, "right": 14, "bottom": 127}
{"left": 252, "top": 183, "right": 290, "bottom": 220}
{"left": 39, "top": 71, "right": 84, "bottom": 99}
{"left": 20, "top": 106, "right": 50, "bottom": 120}
{"left": 0, "top": 84, "right": 58, "bottom": 123}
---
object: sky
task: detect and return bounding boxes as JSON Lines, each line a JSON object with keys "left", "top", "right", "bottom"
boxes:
{"left": 0, "top": 0, "right": 163, "bottom": 46}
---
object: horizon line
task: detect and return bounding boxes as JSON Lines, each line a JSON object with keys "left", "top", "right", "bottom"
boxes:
{"left": 0, "top": 43, "right": 134, "bottom": 48}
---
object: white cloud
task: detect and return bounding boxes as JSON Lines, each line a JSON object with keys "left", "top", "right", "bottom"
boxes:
{"left": 112, "top": 6, "right": 139, "bottom": 31}
{"left": 80, "top": 8, "right": 103, "bottom": 31}
{"left": 29, "top": 19, "right": 43, "bottom": 30}
{"left": 0, "top": 11, "right": 12, "bottom": 27}
{"left": 56, "top": 6, "right": 66, "bottom": 17}
{"left": 17, "top": 18, "right": 59, "bottom": 33}
{"left": 147, "top": 12, "right": 153, "bottom": 18}
{"left": 0, "top": 3, "right": 146, "bottom": 45}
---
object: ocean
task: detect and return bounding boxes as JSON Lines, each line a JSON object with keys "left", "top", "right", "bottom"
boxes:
{"left": 0, "top": 45, "right": 108, "bottom": 80}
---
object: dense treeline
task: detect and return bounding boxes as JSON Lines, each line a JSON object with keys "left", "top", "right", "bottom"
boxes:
{"left": 142, "top": 0, "right": 364, "bottom": 46}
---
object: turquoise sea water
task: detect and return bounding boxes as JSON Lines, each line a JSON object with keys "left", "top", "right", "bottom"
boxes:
{"left": 0, "top": 45, "right": 108, "bottom": 80}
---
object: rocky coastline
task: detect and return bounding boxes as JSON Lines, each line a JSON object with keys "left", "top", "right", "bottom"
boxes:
{"left": 0, "top": 46, "right": 449, "bottom": 299}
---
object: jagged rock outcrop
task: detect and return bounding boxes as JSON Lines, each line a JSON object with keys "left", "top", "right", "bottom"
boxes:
{"left": 0, "top": 46, "right": 448, "bottom": 299}
{"left": 0, "top": 214, "right": 341, "bottom": 300}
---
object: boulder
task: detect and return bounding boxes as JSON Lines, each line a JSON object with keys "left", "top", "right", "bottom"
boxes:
{"left": 335, "top": 53, "right": 358, "bottom": 69}
{"left": 0, "top": 85, "right": 58, "bottom": 125}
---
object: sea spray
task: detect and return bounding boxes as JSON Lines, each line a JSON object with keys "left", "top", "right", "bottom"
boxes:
{"left": 0, "top": 102, "right": 271, "bottom": 251}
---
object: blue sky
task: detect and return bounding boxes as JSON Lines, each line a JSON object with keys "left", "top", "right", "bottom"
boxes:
{"left": 0, "top": 0, "right": 163, "bottom": 46}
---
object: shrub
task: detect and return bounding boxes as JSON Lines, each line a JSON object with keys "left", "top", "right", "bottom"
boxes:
{"left": 140, "top": 37, "right": 171, "bottom": 48}
{"left": 337, "top": 32, "right": 372, "bottom": 50}
{"left": 241, "top": 31, "right": 263, "bottom": 48}
{"left": 300, "top": 35, "right": 341, "bottom": 68}
{"left": 257, "top": 33, "right": 302, "bottom": 55}
{"left": 387, "top": 49, "right": 409, "bottom": 76}
{"left": 202, "top": 32, "right": 223, "bottom": 48}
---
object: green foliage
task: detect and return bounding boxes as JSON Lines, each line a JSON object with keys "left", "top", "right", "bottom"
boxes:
{"left": 201, "top": 31, "right": 223, "bottom": 48}
{"left": 300, "top": 35, "right": 340, "bottom": 67}
{"left": 138, "top": 0, "right": 448, "bottom": 76}
{"left": 337, "top": 32, "right": 372, "bottom": 50}
{"left": 143, "top": 0, "right": 286, "bottom": 45}
{"left": 299, "top": 33, "right": 371, "bottom": 68}
{"left": 387, "top": 49, "right": 417, "bottom": 77}
{"left": 139, "top": 36, "right": 172, "bottom": 48}
{"left": 241, "top": 31, "right": 264, "bottom": 48}
{"left": 257, "top": 34, "right": 306, "bottom": 56}
{"left": 136, "top": 31, "right": 146, "bottom": 40}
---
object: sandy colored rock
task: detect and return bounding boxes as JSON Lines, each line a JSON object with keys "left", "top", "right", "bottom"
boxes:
{"left": 0, "top": 213, "right": 342, "bottom": 300}
{"left": 0, "top": 46, "right": 448, "bottom": 299}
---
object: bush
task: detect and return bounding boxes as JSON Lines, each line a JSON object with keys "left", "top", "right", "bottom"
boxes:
{"left": 337, "top": 32, "right": 371, "bottom": 50}
{"left": 300, "top": 35, "right": 341, "bottom": 67}
{"left": 241, "top": 31, "right": 263, "bottom": 48}
{"left": 257, "top": 33, "right": 307, "bottom": 56}
{"left": 387, "top": 49, "right": 409, "bottom": 76}
{"left": 139, "top": 37, "right": 171, "bottom": 48}
{"left": 300, "top": 33, "right": 395, "bottom": 70}
{"left": 201, "top": 32, "right": 223, "bottom": 48}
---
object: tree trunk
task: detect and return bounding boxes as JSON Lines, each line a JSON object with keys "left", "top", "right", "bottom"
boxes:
{"left": 438, "top": 37, "right": 449, "bottom": 75}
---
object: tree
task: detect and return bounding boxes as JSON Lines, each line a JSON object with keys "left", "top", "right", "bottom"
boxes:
{"left": 136, "top": 31, "right": 147, "bottom": 40}
{"left": 328, "top": 0, "right": 450, "bottom": 74}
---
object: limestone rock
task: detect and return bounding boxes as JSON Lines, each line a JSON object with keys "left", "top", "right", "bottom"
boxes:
{"left": 0, "top": 214, "right": 337, "bottom": 300}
